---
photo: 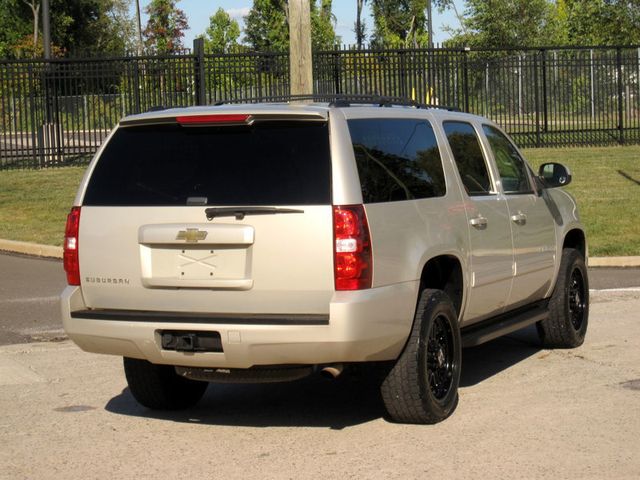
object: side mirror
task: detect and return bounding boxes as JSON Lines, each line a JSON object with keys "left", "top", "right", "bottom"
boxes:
{"left": 539, "top": 162, "right": 572, "bottom": 188}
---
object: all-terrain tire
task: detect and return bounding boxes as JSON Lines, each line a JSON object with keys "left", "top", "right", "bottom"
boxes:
{"left": 123, "top": 357, "right": 208, "bottom": 410}
{"left": 380, "top": 289, "right": 461, "bottom": 424}
{"left": 537, "top": 248, "right": 589, "bottom": 348}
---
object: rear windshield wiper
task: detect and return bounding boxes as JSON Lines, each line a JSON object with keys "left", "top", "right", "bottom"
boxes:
{"left": 205, "top": 207, "right": 304, "bottom": 221}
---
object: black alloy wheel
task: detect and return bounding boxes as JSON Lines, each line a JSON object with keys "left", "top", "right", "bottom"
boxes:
{"left": 537, "top": 248, "right": 589, "bottom": 348}
{"left": 426, "top": 314, "right": 455, "bottom": 401}
{"left": 381, "top": 289, "right": 461, "bottom": 424}
{"left": 568, "top": 267, "right": 587, "bottom": 330}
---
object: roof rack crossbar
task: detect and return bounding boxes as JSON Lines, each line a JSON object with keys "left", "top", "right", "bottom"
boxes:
{"left": 212, "top": 94, "right": 460, "bottom": 112}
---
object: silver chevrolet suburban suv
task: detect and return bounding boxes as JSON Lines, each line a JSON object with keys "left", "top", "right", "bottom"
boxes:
{"left": 61, "top": 97, "right": 589, "bottom": 424}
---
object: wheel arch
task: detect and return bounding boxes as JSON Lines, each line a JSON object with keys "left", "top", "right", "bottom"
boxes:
{"left": 562, "top": 228, "right": 587, "bottom": 258}
{"left": 418, "top": 254, "right": 465, "bottom": 320}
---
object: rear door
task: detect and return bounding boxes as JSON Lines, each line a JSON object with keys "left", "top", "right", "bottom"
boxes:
{"left": 78, "top": 114, "right": 334, "bottom": 315}
{"left": 442, "top": 121, "right": 514, "bottom": 323}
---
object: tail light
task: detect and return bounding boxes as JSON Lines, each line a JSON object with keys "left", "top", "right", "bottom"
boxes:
{"left": 333, "top": 205, "right": 372, "bottom": 290}
{"left": 63, "top": 207, "right": 81, "bottom": 285}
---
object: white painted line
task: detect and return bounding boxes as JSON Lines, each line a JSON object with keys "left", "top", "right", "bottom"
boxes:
{"left": 590, "top": 288, "right": 640, "bottom": 293}
{"left": 0, "top": 296, "right": 60, "bottom": 304}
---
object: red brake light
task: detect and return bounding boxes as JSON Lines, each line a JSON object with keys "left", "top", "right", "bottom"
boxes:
{"left": 63, "top": 207, "right": 81, "bottom": 286}
{"left": 176, "top": 114, "right": 251, "bottom": 125}
{"left": 333, "top": 205, "right": 372, "bottom": 290}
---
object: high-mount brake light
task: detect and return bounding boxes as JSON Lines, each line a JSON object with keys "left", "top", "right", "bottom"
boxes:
{"left": 176, "top": 114, "right": 251, "bottom": 125}
{"left": 64, "top": 207, "right": 81, "bottom": 286}
{"left": 333, "top": 205, "right": 372, "bottom": 291}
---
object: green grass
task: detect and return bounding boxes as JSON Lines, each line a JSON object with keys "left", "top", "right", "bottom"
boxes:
{"left": 0, "top": 145, "right": 639, "bottom": 256}
{"left": 0, "top": 167, "right": 86, "bottom": 247}
{"left": 522, "top": 145, "right": 640, "bottom": 256}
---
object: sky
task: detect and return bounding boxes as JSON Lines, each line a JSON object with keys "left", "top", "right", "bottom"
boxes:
{"left": 134, "top": 1, "right": 464, "bottom": 48}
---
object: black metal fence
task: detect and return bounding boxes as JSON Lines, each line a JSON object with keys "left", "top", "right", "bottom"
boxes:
{"left": 1, "top": 41, "right": 639, "bottom": 169}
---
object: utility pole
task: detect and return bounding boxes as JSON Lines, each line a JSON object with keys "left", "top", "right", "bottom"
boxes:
{"left": 427, "top": 0, "right": 433, "bottom": 48}
{"left": 135, "top": 0, "right": 144, "bottom": 55}
{"left": 288, "top": 0, "right": 313, "bottom": 100}
{"left": 42, "top": 0, "right": 51, "bottom": 59}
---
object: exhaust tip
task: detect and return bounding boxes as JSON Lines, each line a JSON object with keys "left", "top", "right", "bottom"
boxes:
{"left": 320, "top": 364, "right": 344, "bottom": 379}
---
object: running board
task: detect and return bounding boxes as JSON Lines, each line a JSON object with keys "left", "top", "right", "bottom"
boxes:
{"left": 461, "top": 301, "right": 549, "bottom": 348}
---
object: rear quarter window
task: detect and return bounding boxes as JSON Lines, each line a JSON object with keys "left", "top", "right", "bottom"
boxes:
{"left": 83, "top": 122, "right": 332, "bottom": 206}
{"left": 347, "top": 118, "right": 446, "bottom": 204}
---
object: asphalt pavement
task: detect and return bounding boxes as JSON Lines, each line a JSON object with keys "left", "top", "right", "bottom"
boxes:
{"left": 1, "top": 289, "right": 638, "bottom": 478}
{"left": 0, "top": 252, "right": 639, "bottom": 478}
{"left": 0, "top": 254, "right": 67, "bottom": 345}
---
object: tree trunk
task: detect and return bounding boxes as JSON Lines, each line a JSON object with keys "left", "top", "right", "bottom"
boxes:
{"left": 21, "top": 1, "right": 40, "bottom": 48}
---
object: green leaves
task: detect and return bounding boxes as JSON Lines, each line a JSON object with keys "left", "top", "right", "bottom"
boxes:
{"left": 143, "top": 0, "right": 189, "bottom": 54}
{"left": 243, "top": 0, "right": 339, "bottom": 51}
{"left": 370, "top": 0, "right": 430, "bottom": 48}
{"left": 447, "top": 0, "right": 640, "bottom": 48}
{"left": 204, "top": 8, "right": 241, "bottom": 53}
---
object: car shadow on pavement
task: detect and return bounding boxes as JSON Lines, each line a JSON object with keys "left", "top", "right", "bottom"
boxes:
{"left": 460, "top": 324, "right": 542, "bottom": 387}
{"left": 105, "top": 325, "right": 542, "bottom": 428}
{"left": 105, "top": 372, "right": 387, "bottom": 430}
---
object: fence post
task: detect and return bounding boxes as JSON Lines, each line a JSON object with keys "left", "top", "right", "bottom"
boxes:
{"left": 28, "top": 64, "right": 38, "bottom": 166}
{"left": 541, "top": 48, "right": 548, "bottom": 133}
{"left": 333, "top": 51, "right": 342, "bottom": 94}
{"left": 518, "top": 55, "right": 523, "bottom": 116}
{"left": 533, "top": 52, "right": 541, "bottom": 147}
{"left": 193, "top": 38, "right": 206, "bottom": 106}
{"left": 463, "top": 47, "right": 470, "bottom": 112}
{"left": 590, "top": 49, "right": 595, "bottom": 120}
{"left": 616, "top": 47, "right": 624, "bottom": 144}
{"left": 399, "top": 50, "right": 407, "bottom": 98}
{"left": 132, "top": 60, "right": 141, "bottom": 114}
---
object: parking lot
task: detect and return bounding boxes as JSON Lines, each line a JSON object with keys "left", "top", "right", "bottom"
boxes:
{"left": 0, "top": 253, "right": 639, "bottom": 479}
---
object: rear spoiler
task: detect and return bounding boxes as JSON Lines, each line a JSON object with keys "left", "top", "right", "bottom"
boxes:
{"left": 119, "top": 112, "right": 327, "bottom": 128}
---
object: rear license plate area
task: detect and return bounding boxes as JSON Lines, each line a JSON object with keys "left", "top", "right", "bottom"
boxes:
{"left": 160, "top": 331, "right": 223, "bottom": 353}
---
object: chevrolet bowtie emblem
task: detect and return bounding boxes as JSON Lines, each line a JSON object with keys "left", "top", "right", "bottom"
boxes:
{"left": 176, "top": 228, "right": 208, "bottom": 243}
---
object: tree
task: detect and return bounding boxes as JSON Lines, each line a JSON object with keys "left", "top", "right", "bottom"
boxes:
{"left": 312, "top": 0, "right": 338, "bottom": 49}
{"left": 370, "top": 0, "right": 430, "bottom": 48}
{"left": 447, "top": 0, "right": 562, "bottom": 48}
{"left": 562, "top": 0, "right": 640, "bottom": 45}
{"left": 244, "top": 0, "right": 338, "bottom": 51}
{"left": 434, "top": 0, "right": 469, "bottom": 39}
{"left": 0, "top": 0, "right": 30, "bottom": 57}
{"left": 244, "top": 0, "right": 289, "bottom": 51}
{"left": 21, "top": 0, "right": 39, "bottom": 49}
{"left": 0, "top": 0, "right": 134, "bottom": 58}
{"left": 143, "top": 0, "right": 189, "bottom": 54}
{"left": 204, "top": 7, "right": 241, "bottom": 52}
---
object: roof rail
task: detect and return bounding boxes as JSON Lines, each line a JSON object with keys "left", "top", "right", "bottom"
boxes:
{"left": 213, "top": 94, "right": 460, "bottom": 112}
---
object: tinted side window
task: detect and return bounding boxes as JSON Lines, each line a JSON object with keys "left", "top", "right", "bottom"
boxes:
{"left": 443, "top": 121, "right": 492, "bottom": 196}
{"left": 83, "top": 122, "right": 331, "bottom": 206}
{"left": 347, "top": 118, "right": 446, "bottom": 203}
{"left": 482, "top": 125, "right": 533, "bottom": 194}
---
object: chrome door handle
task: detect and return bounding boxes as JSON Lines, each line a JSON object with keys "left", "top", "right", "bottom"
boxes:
{"left": 511, "top": 212, "right": 527, "bottom": 225}
{"left": 469, "top": 216, "right": 488, "bottom": 229}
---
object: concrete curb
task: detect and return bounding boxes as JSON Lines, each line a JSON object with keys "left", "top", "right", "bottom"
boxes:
{"left": 0, "top": 239, "right": 63, "bottom": 259}
{"left": 589, "top": 256, "right": 640, "bottom": 268}
{"left": 0, "top": 238, "right": 639, "bottom": 267}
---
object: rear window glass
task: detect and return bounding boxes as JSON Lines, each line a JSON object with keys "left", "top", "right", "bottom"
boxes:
{"left": 83, "top": 122, "right": 331, "bottom": 206}
{"left": 347, "top": 118, "right": 446, "bottom": 203}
